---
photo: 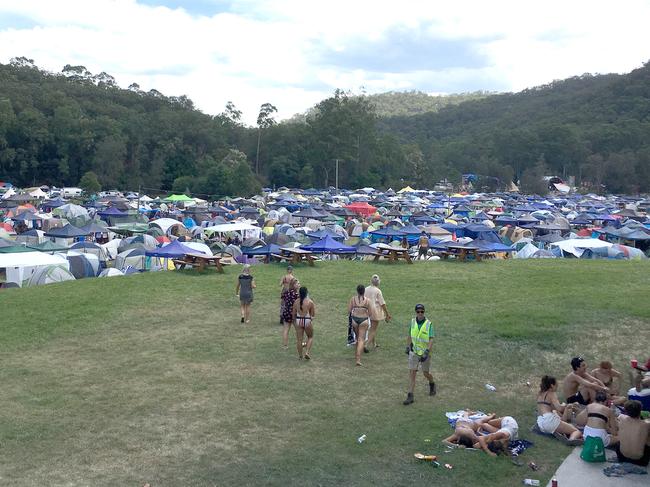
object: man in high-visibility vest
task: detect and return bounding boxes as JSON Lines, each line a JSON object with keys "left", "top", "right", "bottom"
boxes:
{"left": 403, "top": 303, "right": 436, "bottom": 405}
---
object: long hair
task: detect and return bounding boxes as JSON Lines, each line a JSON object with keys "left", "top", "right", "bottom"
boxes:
{"left": 356, "top": 284, "right": 365, "bottom": 296}
{"left": 299, "top": 286, "right": 308, "bottom": 308}
{"left": 540, "top": 375, "right": 556, "bottom": 392}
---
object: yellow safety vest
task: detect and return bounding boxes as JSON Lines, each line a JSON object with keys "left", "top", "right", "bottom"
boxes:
{"left": 410, "top": 318, "right": 432, "bottom": 356}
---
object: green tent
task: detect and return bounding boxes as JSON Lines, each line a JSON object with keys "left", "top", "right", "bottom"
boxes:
{"left": 28, "top": 241, "right": 70, "bottom": 252}
{"left": 164, "top": 194, "right": 193, "bottom": 202}
{"left": 0, "top": 245, "right": 34, "bottom": 253}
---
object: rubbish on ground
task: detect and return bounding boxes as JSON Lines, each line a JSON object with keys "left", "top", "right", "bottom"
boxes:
{"left": 485, "top": 383, "right": 496, "bottom": 392}
{"left": 357, "top": 434, "right": 366, "bottom": 443}
{"left": 414, "top": 453, "right": 437, "bottom": 461}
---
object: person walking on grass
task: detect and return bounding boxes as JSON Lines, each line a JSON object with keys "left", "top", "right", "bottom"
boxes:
{"left": 292, "top": 286, "right": 315, "bottom": 360}
{"left": 365, "top": 274, "right": 391, "bottom": 350}
{"left": 279, "top": 265, "right": 296, "bottom": 324}
{"left": 348, "top": 284, "right": 371, "bottom": 366}
{"left": 417, "top": 231, "right": 429, "bottom": 260}
{"left": 281, "top": 277, "right": 299, "bottom": 348}
{"left": 235, "top": 264, "right": 256, "bottom": 323}
{"left": 403, "top": 303, "right": 436, "bottom": 405}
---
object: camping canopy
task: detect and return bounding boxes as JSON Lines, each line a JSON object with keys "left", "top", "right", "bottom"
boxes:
{"left": 145, "top": 240, "right": 205, "bottom": 258}
{"left": 301, "top": 235, "right": 355, "bottom": 253}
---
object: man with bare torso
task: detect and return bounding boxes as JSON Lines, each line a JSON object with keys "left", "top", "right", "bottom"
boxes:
{"left": 616, "top": 400, "right": 650, "bottom": 466}
{"left": 563, "top": 356, "right": 608, "bottom": 405}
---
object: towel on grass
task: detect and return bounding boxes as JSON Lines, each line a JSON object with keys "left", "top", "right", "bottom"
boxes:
{"left": 445, "top": 410, "right": 487, "bottom": 429}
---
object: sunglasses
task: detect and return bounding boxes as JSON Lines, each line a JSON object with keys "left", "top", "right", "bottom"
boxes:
{"left": 416, "top": 310, "right": 425, "bottom": 313}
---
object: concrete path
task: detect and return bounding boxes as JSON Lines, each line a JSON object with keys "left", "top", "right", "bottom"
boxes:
{"left": 545, "top": 448, "right": 648, "bottom": 487}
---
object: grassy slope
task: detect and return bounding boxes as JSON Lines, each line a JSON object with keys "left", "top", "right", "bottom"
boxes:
{"left": 1, "top": 260, "right": 649, "bottom": 486}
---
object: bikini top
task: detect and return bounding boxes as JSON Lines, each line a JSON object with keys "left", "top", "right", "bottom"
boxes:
{"left": 351, "top": 296, "right": 369, "bottom": 313}
{"left": 537, "top": 393, "right": 552, "bottom": 407}
{"left": 588, "top": 412, "right": 609, "bottom": 422}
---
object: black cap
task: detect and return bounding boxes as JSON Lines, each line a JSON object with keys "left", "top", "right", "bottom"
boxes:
{"left": 415, "top": 303, "right": 425, "bottom": 311}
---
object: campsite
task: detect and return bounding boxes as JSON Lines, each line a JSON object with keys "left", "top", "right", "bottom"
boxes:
{"left": 1, "top": 259, "right": 649, "bottom": 486}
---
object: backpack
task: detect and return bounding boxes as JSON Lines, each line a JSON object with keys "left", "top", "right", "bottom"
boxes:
{"left": 580, "top": 435, "right": 606, "bottom": 463}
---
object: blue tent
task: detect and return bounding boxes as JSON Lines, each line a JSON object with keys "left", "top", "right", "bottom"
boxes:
{"left": 306, "top": 228, "right": 344, "bottom": 240}
{"left": 301, "top": 235, "right": 355, "bottom": 253}
{"left": 369, "top": 226, "right": 406, "bottom": 240}
{"left": 98, "top": 207, "right": 127, "bottom": 217}
{"left": 145, "top": 240, "right": 203, "bottom": 258}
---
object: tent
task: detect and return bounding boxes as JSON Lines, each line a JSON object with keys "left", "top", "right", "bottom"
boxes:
{"left": 301, "top": 235, "right": 355, "bottom": 254}
{"left": 115, "top": 248, "right": 147, "bottom": 270}
{"left": 66, "top": 251, "right": 100, "bottom": 278}
{"left": 44, "top": 224, "right": 89, "bottom": 239}
{"left": 99, "top": 268, "right": 124, "bottom": 277}
{"left": 344, "top": 202, "right": 377, "bottom": 217}
{"left": 550, "top": 238, "right": 612, "bottom": 258}
{"left": 27, "top": 264, "right": 75, "bottom": 286}
{"left": 145, "top": 240, "right": 203, "bottom": 258}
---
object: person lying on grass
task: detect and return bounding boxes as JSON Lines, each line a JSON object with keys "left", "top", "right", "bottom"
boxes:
{"left": 536, "top": 375, "right": 583, "bottom": 445}
{"left": 459, "top": 416, "right": 519, "bottom": 457}
{"left": 442, "top": 411, "right": 497, "bottom": 448}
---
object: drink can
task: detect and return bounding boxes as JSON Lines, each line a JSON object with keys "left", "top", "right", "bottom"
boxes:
{"left": 357, "top": 434, "right": 366, "bottom": 443}
{"left": 485, "top": 384, "right": 496, "bottom": 392}
{"left": 631, "top": 359, "right": 638, "bottom": 368}
{"left": 551, "top": 478, "right": 558, "bottom": 487}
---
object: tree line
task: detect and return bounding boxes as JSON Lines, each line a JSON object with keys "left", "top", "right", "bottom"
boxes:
{"left": 1, "top": 57, "right": 649, "bottom": 196}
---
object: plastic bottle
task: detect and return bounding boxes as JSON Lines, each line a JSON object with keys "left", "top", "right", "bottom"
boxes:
{"left": 357, "top": 434, "right": 367, "bottom": 444}
{"left": 522, "top": 480, "right": 540, "bottom": 486}
{"left": 485, "top": 384, "right": 496, "bottom": 392}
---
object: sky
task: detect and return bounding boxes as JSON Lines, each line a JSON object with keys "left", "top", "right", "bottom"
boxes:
{"left": 1, "top": 0, "right": 650, "bottom": 125}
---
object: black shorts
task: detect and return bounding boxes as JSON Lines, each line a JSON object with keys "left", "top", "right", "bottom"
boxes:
{"left": 418, "top": 247, "right": 428, "bottom": 256}
{"left": 566, "top": 391, "right": 589, "bottom": 405}
{"left": 615, "top": 443, "right": 650, "bottom": 467}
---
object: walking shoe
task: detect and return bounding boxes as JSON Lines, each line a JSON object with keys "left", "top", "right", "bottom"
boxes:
{"left": 429, "top": 381, "right": 437, "bottom": 396}
{"left": 363, "top": 346, "right": 369, "bottom": 354}
{"left": 240, "top": 317, "right": 245, "bottom": 323}
{"left": 403, "top": 392, "right": 414, "bottom": 405}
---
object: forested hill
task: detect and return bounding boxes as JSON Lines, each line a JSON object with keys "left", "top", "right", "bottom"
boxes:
{"left": 378, "top": 62, "right": 650, "bottom": 192}
{"left": 1, "top": 57, "right": 650, "bottom": 195}
{"left": 367, "top": 90, "right": 491, "bottom": 118}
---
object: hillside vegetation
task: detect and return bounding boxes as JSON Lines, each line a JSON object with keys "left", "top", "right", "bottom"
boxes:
{"left": 1, "top": 57, "right": 649, "bottom": 194}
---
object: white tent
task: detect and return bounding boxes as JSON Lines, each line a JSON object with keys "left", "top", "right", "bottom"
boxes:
{"left": 550, "top": 238, "right": 612, "bottom": 258}
{"left": 0, "top": 252, "right": 70, "bottom": 286}
{"left": 149, "top": 218, "right": 185, "bottom": 235}
{"left": 204, "top": 222, "right": 262, "bottom": 239}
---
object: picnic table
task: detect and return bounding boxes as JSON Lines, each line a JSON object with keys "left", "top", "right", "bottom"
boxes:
{"left": 439, "top": 244, "right": 482, "bottom": 262}
{"left": 372, "top": 244, "right": 413, "bottom": 264}
{"left": 173, "top": 253, "right": 224, "bottom": 272}
{"left": 271, "top": 247, "right": 316, "bottom": 266}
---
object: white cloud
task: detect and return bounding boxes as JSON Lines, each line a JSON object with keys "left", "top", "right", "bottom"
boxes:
{"left": 1, "top": 0, "right": 649, "bottom": 124}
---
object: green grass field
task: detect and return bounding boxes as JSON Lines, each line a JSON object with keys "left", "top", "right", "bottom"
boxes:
{"left": 1, "top": 260, "right": 649, "bottom": 486}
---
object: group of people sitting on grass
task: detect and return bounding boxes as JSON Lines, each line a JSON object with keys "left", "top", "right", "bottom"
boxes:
{"left": 441, "top": 356, "right": 650, "bottom": 466}
{"left": 536, "top": 356, "right": 649, "bottom": 466}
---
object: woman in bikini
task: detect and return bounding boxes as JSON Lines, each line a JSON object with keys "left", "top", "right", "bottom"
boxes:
{"left": 576, "top": 390, "right": 619, "bottom": 448}
{"left": 281, "top": 277, "right": 299, "bottom": 348}
{"left": 348, "top": 284, "right": 371, "bottom": 366}
{"left": 292, "top": 286, "right": 315, "bottom": 360}
{"left": 536, "top": 375, "right": 582, "bottom": 445}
